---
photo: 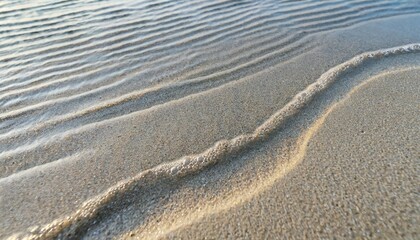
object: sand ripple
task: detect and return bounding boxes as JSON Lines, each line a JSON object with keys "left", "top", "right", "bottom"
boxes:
{"left": 7, "top": 43, "right": 420, "bottom": 240}
{"left": 2, "top": 1, "right": 420, "bottom": 238}
{"left": 1, "top": 0, "right": 420, "bottom": 170}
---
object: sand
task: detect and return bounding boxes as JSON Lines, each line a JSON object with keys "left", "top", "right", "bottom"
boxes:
{"left": 153, "top": 68, "right": 420, "bottom": 240}
{"left": 1, "top": 2, "right": 420, "bottom": 239}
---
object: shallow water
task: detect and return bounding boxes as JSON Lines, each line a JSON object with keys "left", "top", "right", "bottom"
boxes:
{"left": 1, "top": 0, "right": 420, "bottom": 238}
{"left": 1, "top": 0, "right": 420, "bottom": 151}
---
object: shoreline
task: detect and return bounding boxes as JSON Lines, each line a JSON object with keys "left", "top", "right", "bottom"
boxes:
{"left": 2, "top": 10, "right": 420, "bottom": 239}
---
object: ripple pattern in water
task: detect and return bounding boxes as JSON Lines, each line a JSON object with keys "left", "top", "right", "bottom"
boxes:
{"left": 2, "top": 0, "right": 420, "bottom": 238}
{"left": 0, "top": 0, "right": 420, "bottom": 151}
{"left": 1, "top": 0, "right": 420, "bottom": 153}
{"left": 0, "top": 1, "right": 419, "bottom": 176}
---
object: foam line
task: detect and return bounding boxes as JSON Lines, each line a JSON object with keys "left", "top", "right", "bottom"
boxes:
{"left": 9, "top": 43, "right": 420, "bottom": 240}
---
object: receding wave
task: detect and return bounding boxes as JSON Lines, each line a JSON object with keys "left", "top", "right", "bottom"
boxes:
{"left": 7, "top": 43, "right": 419, "bottom": 240}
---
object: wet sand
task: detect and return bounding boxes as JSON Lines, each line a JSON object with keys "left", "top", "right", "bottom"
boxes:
{"left": 155, "top": 68, "right": 420, "bottom": 240}
{"left": 1, "top": 1, "right": 420, "bottom": 239}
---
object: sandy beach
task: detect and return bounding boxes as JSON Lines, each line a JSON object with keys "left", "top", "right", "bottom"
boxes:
{"left": 1, "top": 0, "right": 419, "bottom": 239}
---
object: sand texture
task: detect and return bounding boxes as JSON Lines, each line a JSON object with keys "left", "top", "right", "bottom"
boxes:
{"left": 1, "top": 0, "right": 420, "bottom": 239}
{"left": 155, "top": 67, "right": 420, "bottom": 240}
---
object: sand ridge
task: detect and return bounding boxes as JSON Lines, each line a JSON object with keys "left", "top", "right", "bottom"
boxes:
{"left": 2, "top": 2, "right": 420, "bottom": 238}
{"left": 10, "top": 44, "right": 420, "bottom": 239}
